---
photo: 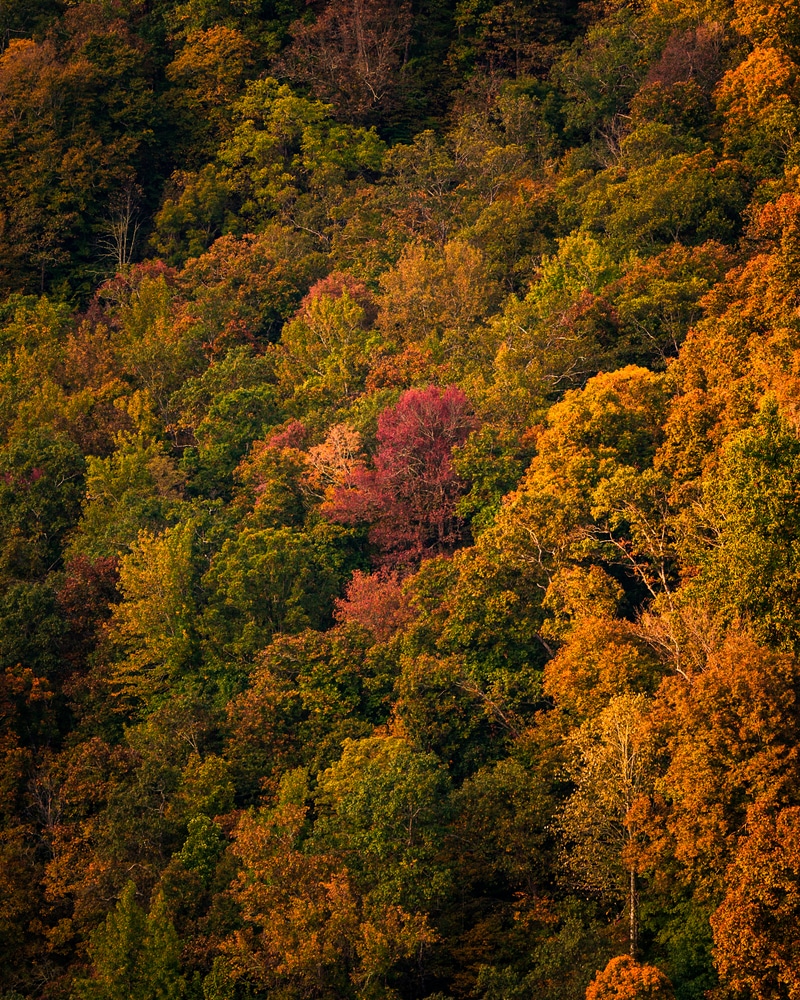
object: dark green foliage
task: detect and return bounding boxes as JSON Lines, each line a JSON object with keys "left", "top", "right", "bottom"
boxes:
{"left": 73, "top": 882, "right": 186, "bottom": 1000}
{"left": 0, "top": 431, "right": 85, "bottom": 580}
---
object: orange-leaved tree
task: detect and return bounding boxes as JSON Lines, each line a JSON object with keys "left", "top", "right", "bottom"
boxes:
{"left": 586, "top": 955, "right": 675, "bottom": 1000}
{"left": 711, "top": 803, "right": 800, "bottom": 1000}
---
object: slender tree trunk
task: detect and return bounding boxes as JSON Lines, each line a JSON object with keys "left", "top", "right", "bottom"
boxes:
{"left": 629, "top": 868, "right": 638, "bottom": 957}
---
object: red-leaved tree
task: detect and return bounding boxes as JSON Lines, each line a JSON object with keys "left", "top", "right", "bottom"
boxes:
{"left": 333, "top": 568, "right": 413, "bottom": 640}
{"left": 326, "top": 385, "right": 475, "bottom": 564}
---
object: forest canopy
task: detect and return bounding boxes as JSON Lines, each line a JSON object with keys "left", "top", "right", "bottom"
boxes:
{"left": 2, "top": 0, "right": 800, "bottom": 998}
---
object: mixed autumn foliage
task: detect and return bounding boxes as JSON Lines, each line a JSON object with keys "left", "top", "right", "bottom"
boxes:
{"left": 4, "top": 0, "right": 800, "bottom": 997}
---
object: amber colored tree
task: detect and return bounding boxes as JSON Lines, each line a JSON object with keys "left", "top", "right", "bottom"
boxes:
{"left": 733, "top": 0, "right": 800, "bottom": 55}
{"left": 543, "top": 614, "right": 662, "bottom": 722}
{"left": 228, "top": 793, "right": 360, "bottom": 1000}
{"left": 715, "top": 45, "right": 800, "bottom": 170}
{"left": 585, "top": 955, "right": 675, "bottom": 1000}
{"left": 305, "top": 423, "right": 365, "bottom": 501}
{"left": 39, "top": 737, "right": 139, "bottom": 946}
{"left": 711, "top": 804, "right": 800, "bottom": 1000}
{"left": 165, "top": 26, "right": 255, "bottom": 163}
{"left": 661, "top": 633, "right": 800, "bottom": 906}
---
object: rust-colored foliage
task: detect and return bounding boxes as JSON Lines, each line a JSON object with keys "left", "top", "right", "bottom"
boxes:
{"left": 712, "top": 804, "right": 800, "bottom": 1000}
{"left": 333, "top": 569, "right": 413, "bottom": 641}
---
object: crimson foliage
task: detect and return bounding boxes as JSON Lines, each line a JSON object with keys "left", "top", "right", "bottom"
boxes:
{"left": 327, "top": 385, "right": 475, "bottom": 564}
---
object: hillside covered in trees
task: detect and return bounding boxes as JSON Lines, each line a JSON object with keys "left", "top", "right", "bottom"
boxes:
{"left": 2, "top": 0, "right": 800, "bottom": 997}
